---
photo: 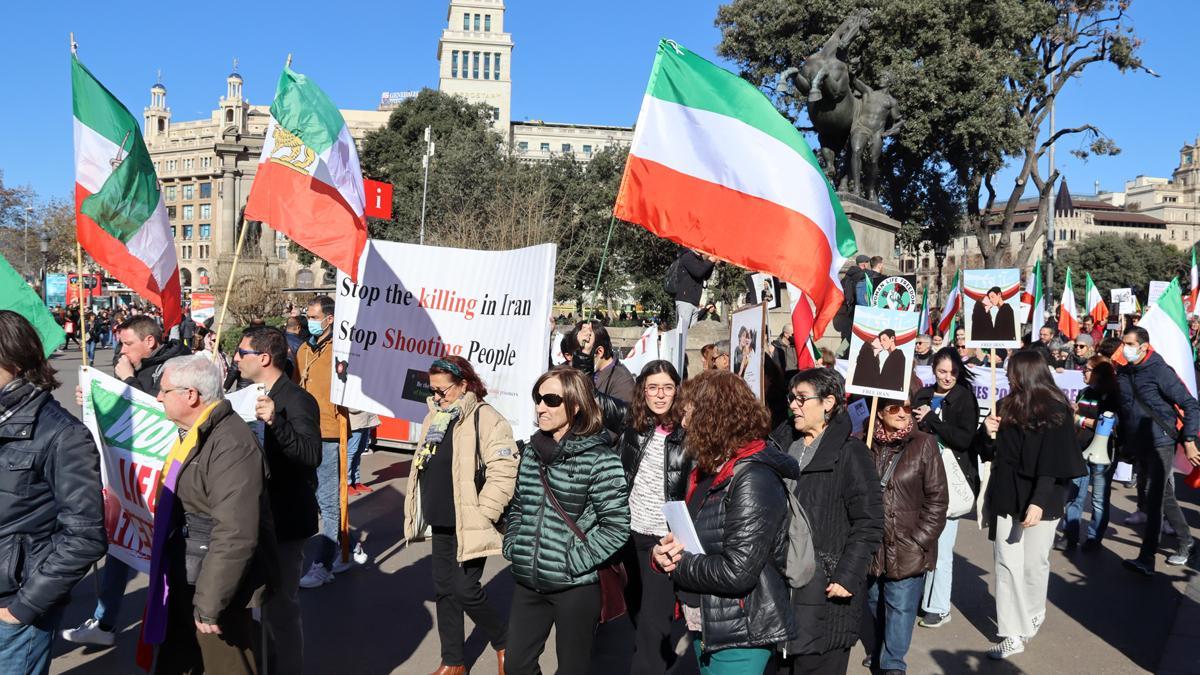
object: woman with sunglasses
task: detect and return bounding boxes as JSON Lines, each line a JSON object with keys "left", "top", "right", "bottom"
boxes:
{"left": 861, "top": 395, "right": 948, "bottom": 674}
{"left": 403, "top": 356, "right": 519, "bottom": 675}
{"left": 1059, "top": 355, "right": 1120, "bottom": 552}
{"left": 771, "top": 368, "right": 883, "bottom": 675}
{"left": 619, "top": 360, "right": 692, "bottom": 674}
{"left": 978, "top": 350, "right": 1085, "bottom": 660}
{"left": 652, "top": 370, "right": 798, "bottom": 674}
{"left": 503, "top": 367, "right": 630, "bottom": 675}
{"left": 910, "top": 347, "right": 978, "bottom": 630}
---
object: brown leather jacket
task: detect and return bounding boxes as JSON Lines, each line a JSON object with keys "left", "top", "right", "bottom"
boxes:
{"left": 869, "top": 429, "right": 948, "bottom": 580}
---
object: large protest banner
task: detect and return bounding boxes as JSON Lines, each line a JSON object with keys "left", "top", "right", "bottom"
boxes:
{"left": 331, "top": 240, "right": 556, "bottom": 439}
{"left": 79, "top": 368, "right": 172, "bottom": 573}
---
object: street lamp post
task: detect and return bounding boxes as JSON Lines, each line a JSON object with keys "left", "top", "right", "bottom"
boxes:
{"left": 419, "top": 126, "right": 435, "bottom": 246}
{"left": 23, "top": 207, "right": 33, "bottom": 275}
{"left": 39, "top": 231, "right": 50, "bottom": 306}
{"left": 935, "top": 242, "right": 948, "bottom": 307}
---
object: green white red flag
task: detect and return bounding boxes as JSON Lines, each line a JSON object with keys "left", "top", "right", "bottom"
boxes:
{"left": 245, "top": 65, "right": 367, "bottom": 280}
{"left": 615, "top": 40, "right": 857, "bottom": 339}
{"left": 1085, "top": 272, "right": 1108, "bottom": 325}
{"left": 918, "top": 285, "right": 931, "bottom": 336}
{"left": 1189, "top": 247, "right": 1199, "bottom": 317}
{"left": 72, "top": 55, "right": 181, "bottom": 329}
{"left": 937, "top": 270, "right": 960, "bottom": 335}
{"left": 1139, "top": 279, "right": 1197, "bottom": 396}
{"left": 1058, "top": 266, "right": 1080, "bottom": 339}
{"left": 1028, "top": 260, "right": 1045, "bottom": 331}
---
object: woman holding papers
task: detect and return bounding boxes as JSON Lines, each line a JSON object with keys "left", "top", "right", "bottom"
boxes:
{"left": 861, "top": 394, "right": 948, "bottom": 673}
{"left": 652, "top": 370, "right": 799, "bottom": 674}
{"left": 769, "top": 367, "right": 883, "bottom": 675}
{"left": 977, "top": 350, "right": 1085, "bottom": 660}
{"left": 502, "top": 367, "right": 630, "bottom": 675}
{"left": 910, "top": 347, "right": 978, "bottom": 630}
{"left": 619, "top": 360, "right": 692, "bottom": 675}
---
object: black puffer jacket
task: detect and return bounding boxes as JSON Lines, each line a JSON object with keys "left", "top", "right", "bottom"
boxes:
{"left": 913, "top": 383, "right": 981, "bottom": 494}
{"left": 620, "top": 425, "right": 692, "bottom": 503}
{"left": 0, "top": 389, "right": 106, "bottom": 624}
{"left": 1118, "top": 351, "right": 1200, "bottom": 448}
{"left": 769, "top": 412, "right": 883, "bottom": 656}
{"left": 674, "top": 250, "right": 715, "bottom": 306}
{"left": 671, "top": 442, "right": 799, "bottom": 654}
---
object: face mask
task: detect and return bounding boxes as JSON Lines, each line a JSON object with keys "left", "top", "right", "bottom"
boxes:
{"left": 307, "top": 319, "right": 325, "bottom": 337}
{"left": 1122, "top": 345, "right": 1141, "bottom": 363}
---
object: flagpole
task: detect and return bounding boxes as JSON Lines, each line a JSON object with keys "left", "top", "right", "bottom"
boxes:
{"left": 211, "top": 219, "right": 250, "bottom": 358}
{"left": 865, "top": 397, "right": 879, "bottom": 449}
{"left": 76, "top": 243, "right": 88, "bottom": 366}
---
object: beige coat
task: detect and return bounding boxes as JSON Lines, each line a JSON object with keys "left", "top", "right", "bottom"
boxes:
{"left": 403, "top": 392, "right": 519, "bottom": 561}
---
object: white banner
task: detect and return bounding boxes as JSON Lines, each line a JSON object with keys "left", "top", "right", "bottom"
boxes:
{"left": 622, "top": 325, "right": 660, "bottom": 378}
{"left": 331, "top": 240, "right": 556, "bottom": 439}
{"left": 80, "top": 368, "right": 172, "bottom": 574}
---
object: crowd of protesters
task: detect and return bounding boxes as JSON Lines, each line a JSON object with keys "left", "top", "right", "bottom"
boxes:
{"left": 0, "top": 243, "right": 1196, "bottom": 675}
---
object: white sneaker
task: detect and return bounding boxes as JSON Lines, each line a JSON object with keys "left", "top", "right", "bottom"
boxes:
{"left": 299, "top": 562, "right": 335, "bottom": 588}
{"left": 988, "top": 636, "right": 1026, "bottom": 660}
{"left": 61, "top": 618, "right": 115, "bottom": 647}
{"left": 1125, "top": 511, "right": 1148, "bottom": 526}
{"left": 331, "top": 543, "right": 368, "bottom": 573}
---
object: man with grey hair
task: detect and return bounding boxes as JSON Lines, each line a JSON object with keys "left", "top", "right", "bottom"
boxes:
{"left": 711, "top": 340, "right": 732, "bottom": 371}
{"left": 914, "top": 334, "right": 934, "bottom": 366}
{"left": 149, "top": 354, "right": 276, "bottom": 674}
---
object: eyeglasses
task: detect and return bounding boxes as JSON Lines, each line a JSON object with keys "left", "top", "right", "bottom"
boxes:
{"left": 883, "top": 404, "right": 912, "bottom": 415}
{"left": 787, "top": 392, "right": 822, "bottom": 405}
{"left": 533, "top": 392, "right": 565, "bottom": 408}
{"left": 236, "top": 348, "right": 263, "bottom": 357}
{"left": 644, "top": 384, "right": 676, "bottom": 397}
{"left": 160, "top": 386, "right": 194, "bottom": 396}
{"left": 431, "top": 383, "right": 458, "bottom": 399}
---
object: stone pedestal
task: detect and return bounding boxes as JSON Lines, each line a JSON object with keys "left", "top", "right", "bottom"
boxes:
{"left": 838, "top": 193, "right": 901, "bottom": 274}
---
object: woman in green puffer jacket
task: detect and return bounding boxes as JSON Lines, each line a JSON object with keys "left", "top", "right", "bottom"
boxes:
{"left": 502, "top": 366, "right": 630, "bottom": 675}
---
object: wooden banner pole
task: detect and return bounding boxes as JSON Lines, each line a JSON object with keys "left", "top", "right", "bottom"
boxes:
{"left": 211, "top": 221, "right": 250, "bottom": 357}
{"left": 865, "top": 397, "right": 879, "bottom": 449}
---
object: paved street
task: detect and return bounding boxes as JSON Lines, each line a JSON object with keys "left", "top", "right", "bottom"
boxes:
{"left": 47, "top": 347, "right": 1198, "bottom": 674}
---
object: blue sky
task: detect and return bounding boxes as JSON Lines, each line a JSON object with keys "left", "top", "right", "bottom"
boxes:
{"left": 2, "top": 0, "right": 1194, "bottom": 205}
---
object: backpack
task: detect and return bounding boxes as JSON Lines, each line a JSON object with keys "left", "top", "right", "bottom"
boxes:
{"left": 663, "top": 256, "right": 682, "bottom": 296}
{"left": 732, "top": 464, "right": 816, "bottom": 589}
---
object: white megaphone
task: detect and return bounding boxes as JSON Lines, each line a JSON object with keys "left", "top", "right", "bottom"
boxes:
{"left": 1083, "top": 411, "right": 1116, "bottom": 465}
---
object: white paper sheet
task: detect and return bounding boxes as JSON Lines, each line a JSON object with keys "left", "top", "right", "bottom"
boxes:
{"left": 227, "top": 383, "right": 266, "bottom": 446}
{"left": 662, "top": 501, "right": 705, "bottom": 554}
{"left": 1113, "top": 461, "right": 1133, "bottom": 483}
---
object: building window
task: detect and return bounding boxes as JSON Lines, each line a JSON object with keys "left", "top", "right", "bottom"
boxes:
{"left": 181, "top": 245, "right": 191, "bottom": 260}
{"left": 182, "top": 205, "right": 194, "bottom": 220}
{"left": 517, "top": 141, "right": 528, "bottom": 152}
{"left": 182, "top": 224, "right": 193, "bottom": 240}
{"left": 183, "top": 185, "right": 194, "bottom": 200}
{"left": 183, "top": 158, "right": 193, "bottom": 170}
{"left": 199, "top": 182, "right": 211, "bottom": 198}
{"left": 225, "top": 109, "right": 234, "bottom": 124}
{"left": 583, "top": 145, "right": 593, "bottom": 155}
{"left": 170, "top": 225, "right": 177, "bottom": 239}
{"left": 200, "top": 204, "right": 211, "bottom": 219}
{"left": 485, "top": 14, "right": 491, "bottom": 32}
{"left": 463, "top": 13, "right": 470, "bottom": 30}
{"left": 484, "top": 53, "right": 490, "bottom": 80}
{"left": 562, "top": 143, "right": 572, "bottom": 153}
{"left": 199, "top": 224, "right": 211, "bottom": 240}
{"left": 473, "top": 52, "right": 479, "bottom": 79}
{"left": 494, "top": 53, "right": 501, "bottom": 80}
{"left": 492, "top": 107, "right": 500, "bottom": 122}
{"left": 200, "top": 157, "right": 211, "bottom": 169}
{"left": 540, "top": 143, "right": 550, "bottom": 152}
{"left": 452, "top": 50, "right": 459, "bottom": 77}
{"left": 199, "top": 244, "right": 209, "bottom": 259}
{"left": 474, "top": 13, "right": 480, "bottom": 31}
{"left": 165, "top": 186, "right": 176, "bottom": 201}
{"left": 167, "top": 206, "right": 177, "bottom": 219}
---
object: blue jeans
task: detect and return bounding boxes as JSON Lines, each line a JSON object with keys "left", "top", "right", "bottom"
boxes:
{"left": 0, "top": 607, "right": 61, "bottom": 675}
{"left": 85, "top": 341, "right": 96, "bottom": 365}
{"left": 93, "top": 554, "right": 133, "bottom": 629}
{"left": 316, "top": 440, "right": 342, "bottom": 567}
{"left": 921, "top": 517, "right": 958, "bottom": 616}
{"left": 1064, "top": 462, "right": 1115, "bottom": 544}
{"left": 347, "top": 429, "right": 370, "bottom": 485}
{"left": 865, "top": 574, "right": 924, "bottom": 672}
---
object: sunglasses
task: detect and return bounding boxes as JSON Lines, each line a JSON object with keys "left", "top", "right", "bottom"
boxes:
{"left": 533, "top": 392, "right": 564, "bottom": 408}
{"left": 431, "top": 384, "right": 457, "bottom": 398}
{"left": 786, "top": 392, "right": 823, "bottom": 404}
{"left": 882, "top": 404, "right": 912, "bottom": 415}
{"left": 236, "top": 348, "right": 263, "bottom": 357}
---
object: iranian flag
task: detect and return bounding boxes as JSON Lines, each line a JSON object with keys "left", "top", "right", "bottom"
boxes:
{"left": 937, "top": 270, "right": 960, "bottom": 335}
{"left": 918, "top": 285, "right": 932, "bottom": 336}
{"left": 245, "top": 65, "right": 367, "bottom": 279}
{"left": 1085, "top": 272, "right": 1108, "bottom": 325}
{"left": 1058, "top": 266, "right": 1080, "bottom": 339}
{"left": 1028, "top": 259, "right": 1045, "bottom": 332}
{"left": 72, "top": 55, "right": 181, "bottom": 329}
{"left": 1139, "top": 279, "right": 1197, "bottom": 396}
{"left": 1189, "top": 247, "right": 1199, "bottom": 317}
{"left": 615, "top": 40, "right": 856, "bottom": 339}
{"left": 787, "top": 284, "right": 818, "bottom": 369}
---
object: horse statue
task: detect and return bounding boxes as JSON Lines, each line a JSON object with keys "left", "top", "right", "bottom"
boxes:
{"left": 778, "top": 9, "right": 871, "bottom": 189}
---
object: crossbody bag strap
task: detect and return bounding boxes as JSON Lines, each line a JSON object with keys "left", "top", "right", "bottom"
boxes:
{"left": 1130, "top": 386, "right": 1182, "bottom": 438}
{"left": 474, "top": 405, "right": 483, "bottom": 470}
{"left": 879, "top": 443, "right": 908, "bottom": 489}
{"left": 537, "top": 463, "right": 588, "bottom": 544}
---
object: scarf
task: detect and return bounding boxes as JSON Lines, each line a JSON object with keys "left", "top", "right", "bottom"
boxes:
{"left": 0, "top": 378, "right": 38, "bottom": 426}
{"left": 138, "top": 401, "right": 219, "bottom": 667}
{"left": 874, "top": 416, "right": 915, "bottom": 445}
{"left": 414, "top": 403, "right": 463, "bottom": 471}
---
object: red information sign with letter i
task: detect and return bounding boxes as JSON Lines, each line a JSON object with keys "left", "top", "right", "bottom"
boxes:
{"left": 364, "top": 178, "right": 393, "bottom": 219}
